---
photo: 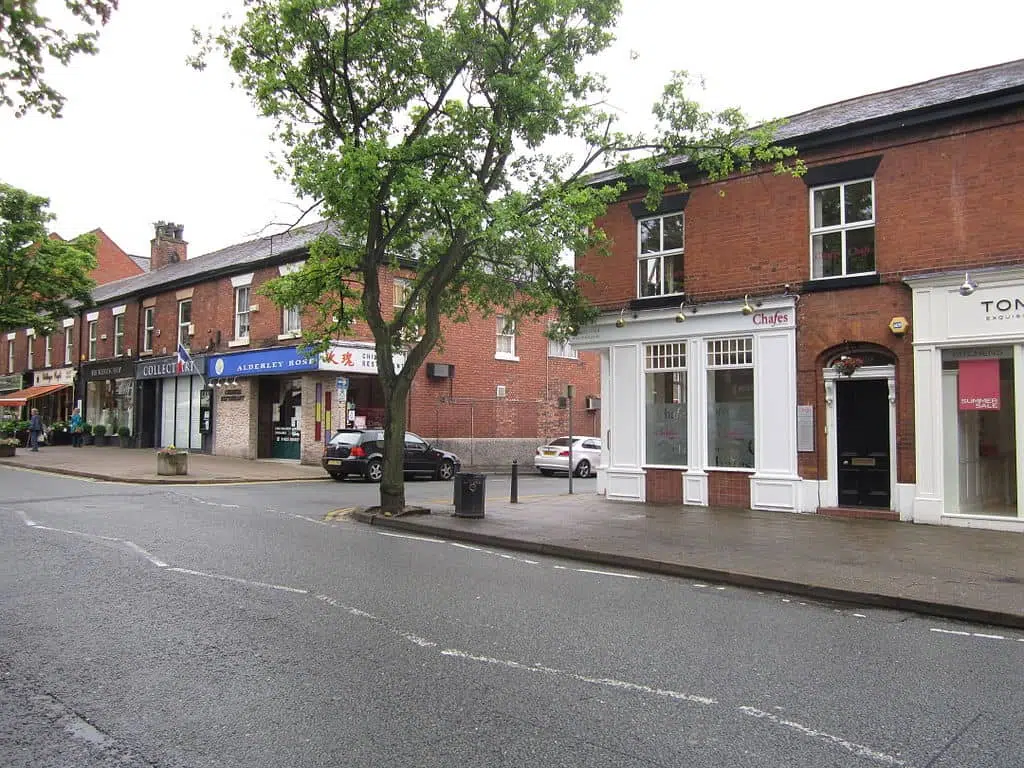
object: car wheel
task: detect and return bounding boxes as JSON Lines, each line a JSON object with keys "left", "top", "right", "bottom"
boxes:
{"left": 436, "top": 459, "right": 455, "bottom": 481}
{"left": 365, "top": 459, "right": 383, "bottom": 482}
{"left": 539, "top": 468, "right": 554, "bottom": 477}
{"left": 574, "top": 459, "right": 592, "bottom": 478}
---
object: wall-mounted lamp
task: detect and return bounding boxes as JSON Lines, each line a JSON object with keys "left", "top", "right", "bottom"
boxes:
{"left": 215, "top": 379, "right": 223, "bottom": 388}
{"left": 615, "top": 308, "right": 627, "bottom": 328}
{"left": 675, "top": 301, "right": 686, "bottom": 323}
{"left": 741, "top": 294, "right": 754, "bottom": 316}
{"left": 958, "top": 272, "right": 977, "bottom": 297}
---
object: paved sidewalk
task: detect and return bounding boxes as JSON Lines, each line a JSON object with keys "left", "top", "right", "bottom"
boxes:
{"left": 354, "top": 494, "right": 1024, "bottom": 629}
{"left": 0, "top": 445, "right": 327, "bottom": 483}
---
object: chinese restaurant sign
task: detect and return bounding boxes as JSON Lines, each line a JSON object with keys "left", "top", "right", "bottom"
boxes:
{"left": 958, "top": 359, "right": 1001, "bottom": 410}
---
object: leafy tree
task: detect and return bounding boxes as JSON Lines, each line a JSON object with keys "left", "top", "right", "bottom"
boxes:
{"left": 0, "top": 182, "right": 97, "bottom": 333}
{"left": 1, "top": 0, "right": 119, "bottom": 118}
{"left": 196, "top": 0, "right": 800, "bottom": 513}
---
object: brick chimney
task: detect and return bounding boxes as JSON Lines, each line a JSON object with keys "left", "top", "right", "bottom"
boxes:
{"left": 150, "top": 221, "right": 187, "bottom": 270}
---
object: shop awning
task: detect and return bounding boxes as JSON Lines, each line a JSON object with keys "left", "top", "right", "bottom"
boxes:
{"left": 0, "top": 384, "right": 70, "bottom": 407}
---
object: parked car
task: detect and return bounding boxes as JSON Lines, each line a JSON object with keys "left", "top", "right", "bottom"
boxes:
{"left": 534, "top": 436, "right": 601, "bottom": 478}
{"left": 322, "top": 429, "right": 461, "bottom": 482}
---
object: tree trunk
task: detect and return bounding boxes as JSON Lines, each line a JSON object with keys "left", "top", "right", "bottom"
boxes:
{"left": 378, "top": 376, "right": 411, "bottom": 513}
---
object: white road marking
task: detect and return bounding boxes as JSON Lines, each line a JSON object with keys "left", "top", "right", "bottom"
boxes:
{"left": 972, "top": 632, "right": 1005, "bottom": 640}
{"left": 853, "top": 613, "right": 867, "bottom": 618}
{"left": 182, "top": 495, "right": 241, "bottom": 509}
{"left": 17, "top": 511, "right": 36, "bottom": 526}
{"left": 930, "top": 628, "right": 971, "bottom": 636}
{"left": 739, "top": 707, "right": 908, "bottom": 767}
{"left": 693, "top": 583, "right": 707, "bottom": 588}
{"left": 450, "top": 543, "right": 484, "bottom": 551}
{"left": 375, "top": 531, "right": 445, "bottom": 543}
{"left": 573, "top": 568, "right": 643, "bottom": 580}
{"left": 400, "top": 632, "right": 437, "bottom": 648}
{"left": 122, "top": 541, "right": 168, "bottom": 568}
{"left": 314, "top": 594, "right": 379, "bottom": 620}
{"left": 166, "top": 567, "right": 307, "bottom": 594}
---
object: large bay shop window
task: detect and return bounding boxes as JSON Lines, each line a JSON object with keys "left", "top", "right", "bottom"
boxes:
{"left": 707, "top": 337, "right": 755, "bottom": 469}
{"left": 645, "top": 342, "right": 688, "bottom": 466}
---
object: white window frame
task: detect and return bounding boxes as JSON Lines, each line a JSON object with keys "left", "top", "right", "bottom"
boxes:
{"left": 809, "top": 177, "right": 876, "bottom": 280}
{"left": 234, "top": 285, "right": 251, "bottom": 341}
{"left": 546, "top": 322, "right": 578, "bottom": 359}
{"left": 177, "top": 300, "right": 191, "bottom": 351}
{"left": 706, "top": 336, "right": 755, "bottom": 471}
{"left": 7, "top": 340, "right": 13, "bottom": 373}
{"left": 393, "top": 277, "right": 412, "bottom": 309}
{"left": 64, "top": 330, "right": 73, "bottom": 365}
{"left": 26, "top": 330, "right": 34, "bottom": 369}
{"left": 44, "top": 335, "right": 52, "bottom": 367}
{"left": 281, "top": 305, "right": 301, "bottom": 337}
{"left": 88, "top": 320, "right": 97, "bottom": 361}
{"left": 644, "top": 342, "right": 688, "bottom": 469}
{"left": 113, "top": 314, "right": 125, "bottom": 356}
{"left": 142, "top": 307, "right": 154, "bottom": 352}
{"left": 495, "top": 315, "right": 518, "bottom": 361}
{"left": 637, "top": 211, "right": 684, "bottom": 298}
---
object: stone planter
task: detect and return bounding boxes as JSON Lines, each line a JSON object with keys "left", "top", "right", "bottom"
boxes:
{"left": 157, "top": 451, "right": 189, "bottom": 476}
{"left": 93, "top": 434, "right": 108, "bottom": 447}
{"left": 0, "top": 445, "right": 15, "bottom": 457}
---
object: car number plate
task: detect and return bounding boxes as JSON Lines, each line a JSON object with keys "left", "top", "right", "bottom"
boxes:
{"left": 327, "top": 459, "right": 342, "bottom": 465}
{"left": 543, "top": 450, "right": 556, "bottom": 456}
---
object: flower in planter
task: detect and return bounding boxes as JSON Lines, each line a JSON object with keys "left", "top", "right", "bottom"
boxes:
{"left": 833, "top": 355, "right": 864, "bottom": 377}
{"left": 158, "top": 444, "right": 187, "bottom": 455}
{"left": 0, "top": 437, "right": 19, "bottom": 447}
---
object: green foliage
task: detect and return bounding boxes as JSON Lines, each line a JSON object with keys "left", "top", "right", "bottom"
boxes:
{"left": 0, "top": 1, "right": 119, "bottom": 118}
{"left": 117, "top": 425, "right": 130, "bottom": 438}
{"left": 92, "top": 423, "right": 106, "bottom": 436}
{"left": 197, "top": 0, "right": 801, "bottom": 511}
{"left": 0, "top": 182, "right": 97, "bottom": 334}
{"left": 0, "top": 420, "right": 29, "bottom": 436}
{"left": 81, "top": 422, "right": 93, "bottom": 435}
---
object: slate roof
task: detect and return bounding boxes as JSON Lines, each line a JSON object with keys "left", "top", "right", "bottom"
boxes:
{"left": 91, "top": 220, "right": 337, "bottom": 304}
{"left": 587, "top": 58, "right": 1024, "bottom": 186}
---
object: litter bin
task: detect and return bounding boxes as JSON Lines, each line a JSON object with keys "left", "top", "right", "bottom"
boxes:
{"left": 453, "top": 472, "right": 486, "bottom": 518}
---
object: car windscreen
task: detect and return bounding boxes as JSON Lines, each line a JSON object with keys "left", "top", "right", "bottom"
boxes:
{"left": 329, "top": 431, "right": 364, "bottom": 446}
{"left": 546, "top": 437, "right": 572, "bottom": 447}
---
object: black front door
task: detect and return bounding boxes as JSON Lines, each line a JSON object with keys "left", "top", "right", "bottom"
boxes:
{"left": 836, "top": 379, "right": 891, "bottom": 508}
{"left": 138, "top": 380, "right": 158, "bottom": 448}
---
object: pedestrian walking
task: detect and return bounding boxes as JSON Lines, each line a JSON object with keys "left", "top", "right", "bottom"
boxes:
{"left": 28, "top": 408, "right": 43, "bottom": 451}
{"left": 70, "top": 407, "right": 84, "bottom": 448}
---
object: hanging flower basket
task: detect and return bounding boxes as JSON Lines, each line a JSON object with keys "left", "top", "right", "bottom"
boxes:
{"left": 832, "top": 355, "right": 864, "bottom": 377}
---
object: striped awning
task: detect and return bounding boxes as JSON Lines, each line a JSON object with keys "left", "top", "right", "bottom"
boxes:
{"left": 0, "top": 384, "right": 70, "bottom": 407}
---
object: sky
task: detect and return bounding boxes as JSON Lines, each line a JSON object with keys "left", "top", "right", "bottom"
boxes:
{"left": 0, "top": 0, "right": 1021, "bottom": 260}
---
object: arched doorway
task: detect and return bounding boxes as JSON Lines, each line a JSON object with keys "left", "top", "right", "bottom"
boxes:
{"left": 822, "top": 344, "right": 897, "bottom": 510}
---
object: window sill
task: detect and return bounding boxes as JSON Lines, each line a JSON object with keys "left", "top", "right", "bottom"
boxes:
{"left": 802, "top": 273, "right": 880, "bottom": 292}
{"left": 227, "top": 338, "right": 251, "bottom": 349}
{"left": 495, "top": 353, "right": 520, "bottom": 362}
{"left": 629, "top": 294, "right": 685, "bottom": 311}
{"left": 706, "top": 466, "right": 756, "bottom": 474}
{"left": 139, "top": 350, "right": 153, "bottom": 357}
{"left": 277, "top": 332, "right": 301, "bottom": 341}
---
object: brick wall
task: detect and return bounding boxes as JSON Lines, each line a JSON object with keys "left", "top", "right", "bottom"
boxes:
{"left": 707, "top": 472, "right": 752, "bottom": 509}
{"left": 646, "top": 468, "right": 683, "bottom": 504}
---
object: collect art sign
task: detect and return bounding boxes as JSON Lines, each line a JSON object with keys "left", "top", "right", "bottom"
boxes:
{"left": 136, "top": 355, "right": 206, "bottom": 380}
{"left": 958, "top": 358, "right": 1001, "bottom": 410}
{"left": 208, "top": 346, "right": 319, "bottom": 378}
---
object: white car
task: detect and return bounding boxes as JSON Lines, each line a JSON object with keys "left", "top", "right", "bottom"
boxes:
{"left": 534, "top": 436, "right": 601, "bottom": 478}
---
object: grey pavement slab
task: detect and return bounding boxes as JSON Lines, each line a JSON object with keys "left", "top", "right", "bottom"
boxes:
{"left": 354, "top": 494, "right": 1024, "bottom": 629}
{"left": 0, "top": 445, "right": 327, "bottom": 484}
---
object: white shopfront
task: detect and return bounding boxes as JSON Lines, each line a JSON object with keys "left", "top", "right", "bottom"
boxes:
{"left": 573, "top": 296, "right": 802, "bottom": 509}
{"left": 907, "top": 267, "right": 1024, "bottom": 531}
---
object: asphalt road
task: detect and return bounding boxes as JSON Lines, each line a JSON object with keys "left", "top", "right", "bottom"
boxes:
{"left": 1, "top": 466, "right": 1022, "bottom": 768}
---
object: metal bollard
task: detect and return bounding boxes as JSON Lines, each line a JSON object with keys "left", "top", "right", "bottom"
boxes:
{"left": 510, "top": 459, "right": 519, "bottom": 504}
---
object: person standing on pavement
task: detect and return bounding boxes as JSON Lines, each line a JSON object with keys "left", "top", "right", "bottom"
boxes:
{"left": 69, "top": 407, "right": 84, "bottom": 448}
{"left": 28, "top": 408, "right": 43, "bottom": 451}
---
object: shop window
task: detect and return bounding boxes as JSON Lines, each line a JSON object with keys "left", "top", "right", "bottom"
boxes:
{"left": 143, "top": 307, "right": 154, "bottom": 352}
{"left": 496, "top": 316, "right": 517, "bottom": 360}
{"left": 637, "top": 212, "right": 684, "bottom": 297}
{"left": 88, "top": 321, "right": 97, "bottom": 361}
{"left": 234, "top": 286, "right": 251, "bottom": 340}
{"left": 113, "top": 315, "right": 125, "bottom": 357}
{"left": 942, "top": 352, "right": 1018, "bottom": 517}
{"left": 177, "top": 300, "right": 192, "bottom": 351}
{"left": 645, "top": 342, "right": 687, "bottom": 466}
{"left": 86, "top": 378, "right": 134, "bottom": 437}
{"left": 707, "top": 337, "right": 755, "bottom": 469}
{"left": 64, "top": 330, "right": 73, "bottom": 365}
{"left": 810, "top": 178, "right": 875, "bottom": 279}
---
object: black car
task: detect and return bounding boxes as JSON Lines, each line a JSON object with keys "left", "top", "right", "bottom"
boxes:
{"left": 321, "top": 429, "right": 461, "bottom": 482}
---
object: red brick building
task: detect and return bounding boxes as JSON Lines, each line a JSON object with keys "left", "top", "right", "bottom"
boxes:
{"left": 11, "top": 221, "right": 597, "bottom": 466}
{"left": 574, "top": 59, "right": 1024, "bottom": 532}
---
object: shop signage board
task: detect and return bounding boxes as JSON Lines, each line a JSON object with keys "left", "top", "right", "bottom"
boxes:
{"left": 0, "top": 373, "right": 23, "bottom": 393}
{"left": 136, "top": 355, "right": 206, "bottom": 380}
{"left": 958, "top": 359, "right": 1001, "bottom": 410}
{"left": 319, "top": 342, "right": 406, "bottom": 374}
{"left": 32, "top": 368, "right": 76, "bottom": 387}
{"left": 208, "top": 346, "right": 319, "bottom": 378}
{"left": 81, "top": 359, "right": 134, "bottom": 381}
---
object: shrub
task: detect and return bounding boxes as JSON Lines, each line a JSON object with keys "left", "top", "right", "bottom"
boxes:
{"left": 117, "top": 426, "right": 131, "bottom": 438}
{"left": 93, "top": 423, "right": 108, "bottom": 436}
{"left": 81, "top": 423, "right": 93, "bottom": 435}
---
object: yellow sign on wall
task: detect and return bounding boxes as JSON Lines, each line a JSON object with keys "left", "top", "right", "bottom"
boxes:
{"left": 889, "top": 316, "right": 910, "bottom": 336}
